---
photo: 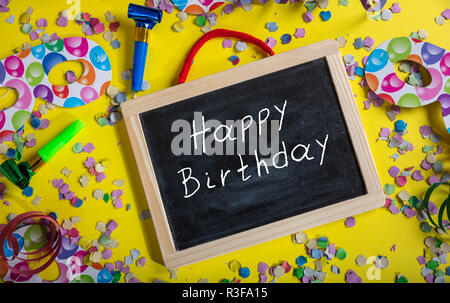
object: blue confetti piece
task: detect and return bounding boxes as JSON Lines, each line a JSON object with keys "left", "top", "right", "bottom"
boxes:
{"left": 355, "top": 66, "right": 364, "bottom": 77}
{"left": 296, "top": 255, "right": 307, "bottom": 266}
{"left": 395, "top": 120, "right": 407, "bottom": 132}
{"left": 280, "top": 34, "right": 292, "bottom": 45}
{"left": 6, "top": 148, "right": 16, "bottom": 158}
{"left": 30, "top": 118, "right": 42, "bottom": 129}
{"left": 319, "top": 10, "right": 332, "bottom": 21}
{"left": 353, "top": 38, "right": 364, "bottom": 49}
{"left": 228, "top": 55, "right": 240, "bottom": 66}
{"left": 239, "top": 267, "right": 250, "bottom": 278}
{"left": 72, "top": 198, "right": 83, "bottom": 208}
{"left": 266, "top": 22, "right": 279, "bottom": 32}
{"left": 311, "top": 248, "right": 323, "bottom": 260}
{"left": 22, "top": 186, "right": 33, "bottom": 197}
{"left": 115, "top": 92, "right": 127, "bottom": 104}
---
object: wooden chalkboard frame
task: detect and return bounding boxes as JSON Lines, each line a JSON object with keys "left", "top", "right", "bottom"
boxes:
{"left": 121, "top": 39, "right": 384, "bottom": 270}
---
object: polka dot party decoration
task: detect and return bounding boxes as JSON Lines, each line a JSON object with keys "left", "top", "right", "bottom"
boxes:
{"left": 365, "top": 37, "right": 450, "bottom": 133}
{"left": 171, "top": 0, "right": 225, "bottom": 15}
{"left": 0, "top": 37, "right": 112, "bottom": 138}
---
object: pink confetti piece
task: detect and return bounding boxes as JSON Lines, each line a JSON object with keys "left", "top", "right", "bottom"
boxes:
{"left": 363, "top": 36, "right": 374, "bottom": 47}
{"left": 109, "top": 21, "right": 120, "bottom": 32}
{"left": 344, "top": 216, "right": 356, "bottom": 227}
{"left": 114, "top": 199, "right": 123, "bottom": 208}
{"left": 52, "top": 178, "right": 64, "bottom": 188}
{"left": 59, "top": 183, "right": 70, "bottom": 194}
{"left": 222, "top": 38, "right": 233, "bottom": 48}
{"left": 115, "top": 260, "right": 124, "bottom": 270}
{"left": 265, "top": 37, "right": 276, "bottom": 49}
{"left": 428, "top": 200, "right": 439, "bottom": 215}
{"left": 83, "top": 143, "right": 95, "bottom": 153}
{"left": 111, "top": 189, "right": 123, "bottom": 197}
{"left": 30, "top": 31, "right": 39, "bottom": 41}
{"left": 403, "top": 207, "right": 416, "bottom": 218}
{"left": 223, "top": 3, "right": 235, "bottom": 14}
{"left": 442, "top": 9, "right": 450, "bottom": 19}
{"left": 428, "top": 175, "right": 441, "bottom": 185}
{"left": 303, "top": 11, "right": 313, "bottom": 23}
{"left": 96, "top": 172, "right": 106, "bottom": 182}
{"left": 419, "top": 125, "right": 432, "bottom": 138}
{"left": 36, "top": 18, "right": 48, "bottom": 28}
{"left": 388, "top": 166, "right": 400, "bottom": 177}
{"left": 294, "top": 28, "right": 305, "bottom": 38}
{"left": 158, "top": 0, "right": 174, "bottom": 13}
{"left": 361, "top": 56, "right": 369, "bottom": 66}
{"left": 421, "top": 159, "right": 432, "bottom": 170}
{"left": 105, "top": 263, "right": 114, "bottom": 272}
{"left": 434, "top": 145, "right": 443, "bottom": 155}
{"left": 57, "top": 15, "right": 68, "bottom": 27}
{"left": 26, "top": 138, "right": 36, "bottom": 147}
{"left": 64, "top": 191, "right": 75, "bottom": 200}
{"left": 259, "top": 274, "right": 268, "bottom": 283}
{"left": 84, "top": 157, "right": 96, "bottom": 168}
{"left": 395, "top": 175, "right": 407, "bottom": 186}
{"left": 345, "top": 270, "right": 362, "bottom": 283}
{"left": 137, "top": 257, "right": 147, "bottom": 267}
{"left": 363, "top": 100, "right": 371, "bottom": 109}
{"left": 384, "top": 197, "right": 392, "bottom": 207}
{"left": 102, "top": 248, "right": 113, "bottom": 260}
{"left": 258, "top": 262, "right": 269, "bottom": 274}
{"left": 389, "top": 205, "right": 400, "bottom": 215}
{"left": 390, "top": 3, "right": 401, "bottom": 13}
{"left": 425, "top": 273, "right": 434, "bottom": 283}
{"left": 417, "top": 256, "right": 427, "bottom": 265}
{"left": 106, "top": 219, "right": 118, "bottom": 231}
{"left": 412, "top": 170, "right": 424, "bottom": 181}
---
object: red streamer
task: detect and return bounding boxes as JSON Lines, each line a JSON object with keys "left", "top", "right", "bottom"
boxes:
{"left": 0, "top": 211, "right": 62, "bottom": 276}
{"left": 178, "top": 28, "right": 275, "bottom": 84}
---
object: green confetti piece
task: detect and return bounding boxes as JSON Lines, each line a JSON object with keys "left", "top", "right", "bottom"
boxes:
{"left": 220, "top": 279, "right": 231, "bottom": 283}
{"left": 305, "top": 2, "right": 317, "bottom": 11}
{"left": 395, "top": 275, "right": 408, "bottom": 283}
{"left": 422, "top": 145, "right": 434, "bottom": 153}
{"left": 97, "top": 117, "right": 109, "bottom": 127}
{"left": 72, "top": 142, "right": 83, "bottom": 153}
{"left": 410, "top": 32, "right": 420, "bottom": 39}
{"left": 421, "top": 222, "right": 433, "bottom": 233}
{"left": 433, "top": 269, "right": 444, "bottom": 277}
{"left": 409, "top": 196, "right": 419, "bottom": 208}
{"left": 338, "top": 0, "right": 348, "bottom": 6}
{"left": 195, "top": 16, "right": 207, "bottom": 27}
{"left": 103, "top": 193, "right": 110, "bottom": 203}
{"left": 293, "top": 267, "right": 304, "bottom": 279}
{"left": 336, "top": 248, "right": 347, "bottom": 260}
{"left": 384, "top": 184, "right": 395, "bottom": 195}
{"left": 426, "top": 260, "right": 439, "bottom": 270}
{"left": 317, "top": 237, "right": 328, "bottom": 248}
{"left": 99, "top": 233, "right": 110, "bottom": 245}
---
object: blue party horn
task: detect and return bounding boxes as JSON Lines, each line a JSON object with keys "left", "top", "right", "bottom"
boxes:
{"left": 128, "top": 4, "right": 162, "bottom": 92}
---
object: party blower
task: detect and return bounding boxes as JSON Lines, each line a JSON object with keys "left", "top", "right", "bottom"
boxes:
{"left": 0, "top": 119, "right": 84, "bottom": 189}
{"left": 128, "top": 4, "right": 163, "bottom": 92}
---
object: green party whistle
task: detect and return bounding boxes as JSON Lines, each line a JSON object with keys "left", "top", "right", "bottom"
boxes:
{"left": 0, "top": 119, "right": 84, "bottom": 189}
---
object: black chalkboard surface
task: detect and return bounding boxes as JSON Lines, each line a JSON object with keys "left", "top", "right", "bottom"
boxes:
{"left": 122, "top": 40, "right": 383, "bottom": 269}
{"left": 140, "top": 58, "right": 366, "bottom": 250}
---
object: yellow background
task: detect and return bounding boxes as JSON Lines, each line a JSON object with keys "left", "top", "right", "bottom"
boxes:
{"left": 0, "top": 0, "right": 449, "bottom": 283}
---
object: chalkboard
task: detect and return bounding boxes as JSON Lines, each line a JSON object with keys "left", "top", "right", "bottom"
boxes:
{"left": 122, "top": 40, "right": 384, "bottom": 269}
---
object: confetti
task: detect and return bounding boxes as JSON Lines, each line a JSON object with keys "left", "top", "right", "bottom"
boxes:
{"left": 265, "top": 37, "right": 276, "bottom": 49}
{"left": 228, "top": 55, "right": 240, "bottom": 65}
{"left": 435, "top": 15, "right": 445, "bottom": 25}
{"left": 336, "top": 36, "right": 347, "bottom": 48}
{"left": 280, "top": 34, "right": 291, "bottom": 44}
{"left": 235, "top": 41, "right": 247, "bottom": 52}
{"left": 319, "top": 11, "right": 331, "bottom": 21}
{"left": 293, "top": 231, "right": 307, "bottom": 244}
{"left": 390, "top": 3, "right": 401, "bottom": 13}
{"left": 303, "top": 11, "right": 313, "bottom": 23}
{"left": 344, "top": 216, "right": 356, "bottom": 228}
{"left": 380, "top": 9, "right": 392, "bottom": 21}
{"left": 294, "top": 28, "right": 305, "bottom": 39}
{"left": 222, "top": 38, "right": 233, "bottom": 48}
{"left": 355, "top": 254, "right": 367, "bottom": 266}
{"left": 266, "top": 22, "right": 278, "bottom": 32}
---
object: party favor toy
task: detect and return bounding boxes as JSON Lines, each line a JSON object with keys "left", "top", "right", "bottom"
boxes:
{"left": 365, "top": 37, "right": 450, "bottom": 132}
{"left": 128, "top": 4, "right": 162, "bottom": 92}
{"left": 0, "top": 37, "right": 112, "bottom": 138}
{"left": 0, "top": 119, "right": 84, "bottom": 189}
